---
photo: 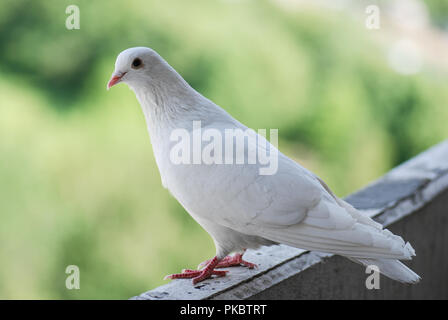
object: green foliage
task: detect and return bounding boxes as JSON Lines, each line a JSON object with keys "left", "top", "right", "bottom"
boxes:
{"left": 425, "top": 0, "right": 448, "bottom": 29}
{"left": 0, "top": 0, "right": 447, "bottom": 298}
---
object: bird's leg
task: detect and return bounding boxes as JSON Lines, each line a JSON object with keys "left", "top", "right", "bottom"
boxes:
{"left": 198, "top": 249, "right": 257, "bottom": 270}
{"left": 164, "top": 256, "right": 228, "bottom": 285}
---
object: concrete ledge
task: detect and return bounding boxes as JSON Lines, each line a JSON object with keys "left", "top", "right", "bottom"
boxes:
{"left": 131, "top": 140, "right": 448, "bottom": 300}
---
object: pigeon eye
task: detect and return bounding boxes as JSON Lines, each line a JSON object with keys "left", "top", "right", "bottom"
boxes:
{"left": 131, "top": 58, "right": 143, "bottom": 69}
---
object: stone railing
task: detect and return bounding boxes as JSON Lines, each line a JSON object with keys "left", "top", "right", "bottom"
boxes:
{"left": 132, "top": 140, "right": 448, "bottom": 300}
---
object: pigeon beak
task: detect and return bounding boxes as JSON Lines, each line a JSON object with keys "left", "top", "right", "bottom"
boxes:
{"left": 107, "top": 71, "right": 127, "bottom": 90}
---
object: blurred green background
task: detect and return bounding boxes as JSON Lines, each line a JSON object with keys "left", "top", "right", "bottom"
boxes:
{"left": 0, "top": 0, "right": 447, "bottom": 299}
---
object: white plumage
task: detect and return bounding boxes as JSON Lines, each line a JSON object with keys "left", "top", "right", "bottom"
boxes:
{"left": 108, "top": 47, "right": 420, "bottom": 284}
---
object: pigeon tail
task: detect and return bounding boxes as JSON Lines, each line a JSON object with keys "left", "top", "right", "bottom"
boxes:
{"left": 351, "top": 257, "right": 421, "bottom": 284}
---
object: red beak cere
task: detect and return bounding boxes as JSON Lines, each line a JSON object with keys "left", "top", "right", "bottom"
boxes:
{"left": 107, "top": 72, "right": 126, "bottom": 90}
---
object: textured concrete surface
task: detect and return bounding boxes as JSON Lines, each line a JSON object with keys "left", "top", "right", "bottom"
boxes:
{"left": 131, "top": 140, "right": 448, "bottom": 300}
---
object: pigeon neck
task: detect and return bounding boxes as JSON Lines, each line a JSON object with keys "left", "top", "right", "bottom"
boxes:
{"left": 133, "top": 76, "right": 206, "bottom": 131}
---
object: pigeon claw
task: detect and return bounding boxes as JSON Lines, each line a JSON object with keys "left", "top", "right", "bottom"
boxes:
{"left": 164, "top": 256, "right": 228, "bottom": 285}
{"left": 163, "top": 269, "right": 227, "bottom": 283}
{"left": 198, "top": 252, "right": 257, "bottom": 270}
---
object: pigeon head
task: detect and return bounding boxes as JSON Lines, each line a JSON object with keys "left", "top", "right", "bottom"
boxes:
{"left": 107, "top": 47, "right": 205, "bottom": 122}
{"left": 107, "top": 47, "right": 170, "bottom": 90}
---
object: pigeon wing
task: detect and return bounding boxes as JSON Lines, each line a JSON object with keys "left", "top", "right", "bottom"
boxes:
{"left": 205, "top": 135, "right": 415, "bottom": 260}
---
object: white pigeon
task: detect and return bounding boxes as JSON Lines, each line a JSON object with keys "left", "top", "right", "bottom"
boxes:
{"left": 107, "top": 47, "right": 420, "bottom": 285}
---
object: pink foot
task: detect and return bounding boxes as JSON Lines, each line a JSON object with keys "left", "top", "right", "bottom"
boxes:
{"left": 164, "top": 256, "right": 228, "bottom": 285}
{"left": 198, "top": 252, "right": 257, "bottom": 270}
